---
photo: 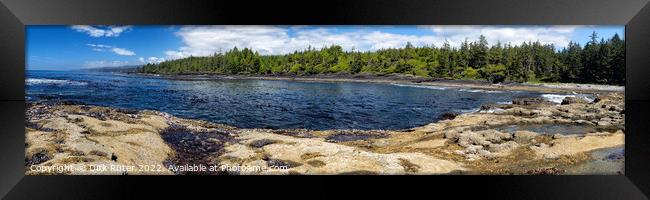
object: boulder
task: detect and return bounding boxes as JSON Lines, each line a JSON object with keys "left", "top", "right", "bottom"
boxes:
{"left": 443, "top": 129, "right": 463, "bottom": 140}
{"left": 561, "top": 96, "right": 588, "bottom": 105}
{"left": 440, "top": 112, "right": 458, "bottom": 120}
{"left": 458, "top": 132, "right": 491, "bottom": 147}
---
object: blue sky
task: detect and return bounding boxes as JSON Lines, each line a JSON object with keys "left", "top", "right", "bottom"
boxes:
{"left": 27, "top": 25, "right": 624, "bottom": 70}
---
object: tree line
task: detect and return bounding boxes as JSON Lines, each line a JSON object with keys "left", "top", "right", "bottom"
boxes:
{"left": 140, "top": 31, "right": 625, "bottom": 85}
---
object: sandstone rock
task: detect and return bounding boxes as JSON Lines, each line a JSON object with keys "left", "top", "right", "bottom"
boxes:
{"left": 464, "top": 145, "right": 484, "bottom": 154}
{"left": 458, "top": 132, "right": 491, "bottom": 147}
{"left": 444, "top": 130, "right": 462, "bottom": 140}
{"left": 537, "top": 143, "right": 549, "bottom": 148}
{"left": 482, "top": 130, "right": 513, "bottom": 143}
{"left": 597, "top": 121, "right": 611, "bottom": 127}
{"left": 464, "top": 154, "right": 480, "bottom": 161}
{"left": 478, "top": 149, "right": 496, "bottom": 158}
{"left": 488, "top": 141, "right": 519, "bottom": 153}
{"left": 513, "top": 131, "right": 538, "bottom": 143}
{"left": 531, "top": 132, "right": 624, "bottom": 159}
{"left": 221, "top": 131, "right": 465, "bottom": 174}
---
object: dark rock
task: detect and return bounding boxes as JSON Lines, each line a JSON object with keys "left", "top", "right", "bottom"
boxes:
{"left": 267, "top": 159, "right": 302, "bottom": 168}
{"left": 605, "top": 150, "right": 625, "bottom": 161}
{"left": 490, "top": 74, "right": 506, "bottom": 84}
{"left": 440, "top": 112, "right": 458, "bottom": 120}
{"left": 592, "top": 97, "right": 602, "bottom": 103}
{"left": 115, "top": 108, "right": 139, "bottom": 115}
{"left": 89, "top": 150, "right": 108, "bottom": 157}
{"left": 111, "top": 153, "right": 118, "bottom": 161}
{"left": 271, "top": 129, "right": 315, "bottom": 138}
{"left": 525, "top": 167, "right": 564, "bottom": 175}
{"left": 561, "top": 97, "right": 588, "bottom": 105}
{"left": 58, "top": 100, "right": 85, "bottom": 105}
{"left": 25, "top": 150, "right": 51, "bottom": 166}
{"left": 306, "top": 160, "right": 326, "bottom": 167}
{"left": 159, "top": 124, "right": 235, "bottom": 175}
{"left": 512, "top": 97, "right": 551, "bottom": 106}
{"left": 337, "top": 170, "right": 379, "bottom": 175}
{"left": 480, "top": 103, "right": 514, "bottom": 111}
{"left": 88, "top": 111, "right": 108, "bottom": 121}
{"left": 586, "top": 108, "right": 600, "bottom": 113}
{"left": 249, "top": 139, "right": 278, "bottom": 148}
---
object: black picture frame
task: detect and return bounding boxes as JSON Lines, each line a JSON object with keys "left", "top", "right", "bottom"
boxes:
{"left": 1, "top": 0, "right": 649, "bottom": 199}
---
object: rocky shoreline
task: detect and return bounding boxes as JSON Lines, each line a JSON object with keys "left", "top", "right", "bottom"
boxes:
{"left": 25, "top": 92, "right": 624, "bottom": 175}
{"left": 136, "top": 72, "right": 625, "bottom": 94}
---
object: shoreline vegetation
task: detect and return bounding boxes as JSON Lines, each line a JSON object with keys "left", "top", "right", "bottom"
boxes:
{"left": 25, "top": 91, "right": 624, "bottom": 175}
{"left": 140, "top": 32, "right": 625, "bottom": 86}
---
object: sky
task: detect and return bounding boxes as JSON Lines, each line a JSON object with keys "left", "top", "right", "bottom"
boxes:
{"left": 26, "top": 25, "right": 624, "bottom": 70}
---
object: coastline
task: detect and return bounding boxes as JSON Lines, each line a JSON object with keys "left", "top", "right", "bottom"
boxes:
{"left": 133, "top": 72, "right": 625, "bottom": 94}
{"left": 25, "top": 91, "right": 625, "bottom": 175}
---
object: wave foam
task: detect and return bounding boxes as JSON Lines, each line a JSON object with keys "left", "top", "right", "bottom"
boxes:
{"left": 542, "top": 93, "right": 595, "bottom": 104}
{"left": 458, "top": 88, "right": 503, "bottom": 93}
{"left": 390, "top": 83, "right": 448, "bottom": 90}
{"left": 26, "top": 78, "right": 87, "bottom": 86}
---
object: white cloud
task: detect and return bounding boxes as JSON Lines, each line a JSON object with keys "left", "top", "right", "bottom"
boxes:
{"left": 71, "top": 25, "right": 132, "bottom": 37}
{"left": 165, "top": 26, "right": 440, "bottom": 59}
{"left": 83, "top": 60, "right": 129, "bottom": 68}
{"left": 139, "top": 56, "right": 165, "bottom": 64}
{"left": 423, "top": 25, "right": 581, "bottom": 47}
{"left": 87, "top": 44, "right": 135, "bottom": 56}
{"left": 111, "top": 47, "right": 135, "bottom": 56}
{"left": 87, "top": 44, "right": 112, "bottom": 48}
{"left": 162, "top": 26, "right": 581, "bottom": 60}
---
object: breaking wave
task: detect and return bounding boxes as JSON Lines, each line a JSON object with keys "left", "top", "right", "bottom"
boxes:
{"left": 26, "top": 78, "right": 88, "bottom": 86}
{"left": 542, "top": 93, "right": 595, "bottom": 104}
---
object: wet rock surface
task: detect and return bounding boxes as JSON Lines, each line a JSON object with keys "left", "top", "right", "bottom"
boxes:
{"left": 160, "top": 124, "right": 235, "bottom": 175}
{"left": 25, "top": 150, "right": 51, "bottom": 166}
